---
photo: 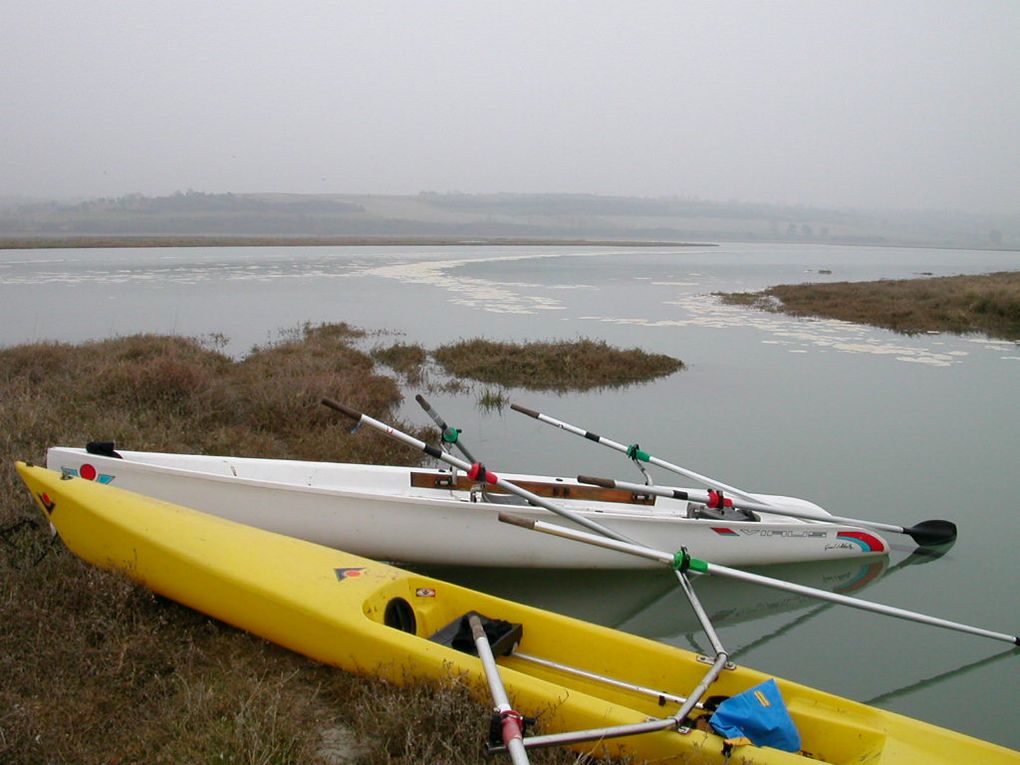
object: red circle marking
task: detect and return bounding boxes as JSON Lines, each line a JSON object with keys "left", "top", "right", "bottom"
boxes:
{"left": 79, "top": 464, "right": 98, "bottom": 481}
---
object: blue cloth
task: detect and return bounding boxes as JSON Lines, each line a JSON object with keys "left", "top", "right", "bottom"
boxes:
{"left": 709, "top": 678, "right": 801, "bottom": 752}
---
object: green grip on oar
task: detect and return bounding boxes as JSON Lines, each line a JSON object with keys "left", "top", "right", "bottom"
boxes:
{"left": 441, "top": 428, "right": 462, "bottom": 444}
{"left": 672, "top": 549, "right": 709, "bottom": 574}
{"left": 626, "top": 444, "right": 651, "bottom": 462}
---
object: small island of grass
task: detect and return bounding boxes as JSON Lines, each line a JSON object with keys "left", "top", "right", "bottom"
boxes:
{"left": 432, "top": 338, "right": 684, "bottom": 391}
{"left": 718, "top": 271, "right": 1020, "bottom": 340}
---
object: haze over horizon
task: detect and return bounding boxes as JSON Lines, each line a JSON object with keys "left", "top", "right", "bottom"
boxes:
{"left": 4, "top": 1, "right": 1018, "bottom": 216}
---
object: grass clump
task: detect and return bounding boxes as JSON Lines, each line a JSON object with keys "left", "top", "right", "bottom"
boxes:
{"left": 370, "top": 342, "right": 428, "bottom": 385}
{"left": 2, "top": 324, "right": 614, "bottom": 765}
{"left": 432, "top": 338, "right": 683, "bottom": 392}
{"left": 476, "top": 387, "right": 510, "bottom": 411}
{"left": 718, "top": 271, "right": 1020, "bottom": 340}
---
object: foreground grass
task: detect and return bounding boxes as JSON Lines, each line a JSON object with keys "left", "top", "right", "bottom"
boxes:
{"left": 0, "top": 325, "right": 608, "bottom": 765}
{"left": 718, "top": 271, "right": 1020, "bottom": 340}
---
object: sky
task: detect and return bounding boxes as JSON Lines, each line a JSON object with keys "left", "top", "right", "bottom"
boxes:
{"left": 3, "top": 1, "right": 1019, "bottom": 214}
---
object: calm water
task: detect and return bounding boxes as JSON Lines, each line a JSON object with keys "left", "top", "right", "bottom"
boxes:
{"left": 2, "top": 242, "right": 1019, "bottom": 749}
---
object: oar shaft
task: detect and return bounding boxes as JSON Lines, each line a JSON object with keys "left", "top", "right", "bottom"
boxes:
{"left": 415, "top": 393, "right": 478, "bottom": 463}
{"left": 582, "top": 475, "right": 906, "bottom": 534}
{"left": 499, "top": 513, "right": 1019, "bottom": 646}
{"left": 470, "top": 616, "right": 530, "bottom": 765}
{"left": 500, "top": 513, "right": 671, "bottom": 564}
{"left": 512, "top": 404, "right": 766, "bottom": 506}
{"left": 673, "top": 568, "right": 726, "bottom": 656}
{"left": 512, "top": 652, "right": 691, "bottom": 707}
{"left": 321, "top": 399, "right": 635, "bottom": 545}
{"left": 581, "top": 475, "right": 956, "bottom": 546}
{"left": 707, "top": 562, "right": 1018, "bottom": 645}
{"left": 502, "top": 718, "right": 679, "bottom": 753}
{"left": 581, "top": 474, "right": 796, "bottom": 516}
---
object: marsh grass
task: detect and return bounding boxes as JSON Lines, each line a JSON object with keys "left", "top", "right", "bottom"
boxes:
{"left": 718, "top": 271, "right": 1020, "bottom": 340}
{"left": 476, "top": 388, "right": 510, "bottom": 412}
{"left": 432, "top": 338, "right": 684, "bottom": 392}
{"left": 370, "top": 343, "right": 428, "bottom": 385}
{"left": 0, "top": 324, "right": 608, "bottom": 764}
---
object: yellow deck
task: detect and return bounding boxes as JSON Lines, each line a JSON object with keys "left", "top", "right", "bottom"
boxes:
{"left": 16, "top": 462, "right": 1020, "bottom": 764}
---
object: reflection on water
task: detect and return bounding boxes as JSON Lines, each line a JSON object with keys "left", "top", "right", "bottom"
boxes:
{"left": 419, "top": 554, "right": 891, "bottom": 640}
{"left": 714, "top": 545, "right": 950, "bottom": 660}
{"left": 863, "top": 645, "right": 1020, "bottom": 707}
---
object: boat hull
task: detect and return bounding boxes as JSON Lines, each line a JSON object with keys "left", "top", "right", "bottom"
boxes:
{"left": 47, "top": 447, "right": 889, "bottom": 567}
{"left": 16, "top": 463, "right": 1017, "bottom": 765}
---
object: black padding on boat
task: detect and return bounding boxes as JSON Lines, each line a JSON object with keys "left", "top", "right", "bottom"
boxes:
{"left": 702, "top": 695, "right": 729, "bottom": 711}
{"left": 691, "top": 503, "right": 757, "bottom": 523}
{"left": 86, "top": 441, "right": 122, "bottom": 459}
{"left": 429, "top": 611, "right": 523, "bottom": 657}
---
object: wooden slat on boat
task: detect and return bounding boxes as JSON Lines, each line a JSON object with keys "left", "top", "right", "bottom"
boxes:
{"left": 409, "top": 471, "right": 657, "bottom": 505}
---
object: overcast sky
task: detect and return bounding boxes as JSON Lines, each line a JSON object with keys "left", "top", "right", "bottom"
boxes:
{"left": 3, "top": 1, "right": 1018, "bottom": 214}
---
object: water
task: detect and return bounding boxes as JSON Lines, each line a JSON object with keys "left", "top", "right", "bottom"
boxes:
{"left": 2, "top": 242, "right": 1019, "bottom": 749}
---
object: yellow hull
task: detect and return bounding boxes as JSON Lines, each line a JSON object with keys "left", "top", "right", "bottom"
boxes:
{"left": 16, "top": 463, "right": 1019, "bottom": 765}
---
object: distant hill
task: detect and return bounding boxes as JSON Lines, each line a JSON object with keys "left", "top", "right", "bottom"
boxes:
{"left": 1, "top": 190, "right": 1016, "bottom": 249}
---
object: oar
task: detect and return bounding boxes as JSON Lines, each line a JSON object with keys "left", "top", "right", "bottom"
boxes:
{"left": 578, "top": 474, "right": 957, "bottom": 547}
{"left": 415, "top": 393, "right": 478, "bottom": 463}
{"left": 498, "top": 512, "right": 1019, "bottom": 646}
{"left": 511, "top": 403, "right": 957, "bottom": 548}
{"left": 469, "top": 615, "right": 530, "bottom": 765}
{"left": 726, "top": 546, "right": 950, "bottom": 661}
{"left": 321, "top": 399, "right": 635, "bottom": 544}
{"left": 322, "top": 399, "right": 731, "bottom": 658}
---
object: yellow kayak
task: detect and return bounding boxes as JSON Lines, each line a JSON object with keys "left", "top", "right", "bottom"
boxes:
{"left": 16, "top": 462, "right": 1019, "bottom": 765}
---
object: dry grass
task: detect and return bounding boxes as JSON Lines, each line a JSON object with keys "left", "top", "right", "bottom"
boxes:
{"left": 718, "top": 271, "right": 1020, "bottom": 339}
{"left": 370, "top": 343, "right": 428, "bottom": 385}
{"left": 0, "top": 324, "right": 610, "bottom": 764}
{"left": 433, "top": 338, "right": 684, "bottom": 392}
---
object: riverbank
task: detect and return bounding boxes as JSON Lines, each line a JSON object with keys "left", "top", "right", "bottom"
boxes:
{"left": 1, "top": 326, "right": 670, "bottom": 764}
{"left": 0, "top": 235, "right": 708, "bottom": 250}
{"left": 718, "top": 271, "right": 1020, "bottom": 341}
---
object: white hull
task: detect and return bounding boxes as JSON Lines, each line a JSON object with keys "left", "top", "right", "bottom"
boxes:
{"left": 46, "top": 447, "right": 890, "bottom": 568}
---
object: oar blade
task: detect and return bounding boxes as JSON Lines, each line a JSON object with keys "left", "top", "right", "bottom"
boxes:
{"left": 906, "top": 519, "right": 957, "bottom": 547}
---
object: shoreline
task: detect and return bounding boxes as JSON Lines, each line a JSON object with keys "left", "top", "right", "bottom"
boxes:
{"left": 0, "top": 235, "right": 712, "bottom": 250}
{"left": 718, "top": 270, "right": 1020, "bottom": 341}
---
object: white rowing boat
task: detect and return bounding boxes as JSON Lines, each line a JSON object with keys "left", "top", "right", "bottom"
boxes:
{"left": 47, "top": 444, "right": 890, "bottom": 568}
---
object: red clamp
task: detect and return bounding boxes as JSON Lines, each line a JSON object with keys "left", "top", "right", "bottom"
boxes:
{"left": 707, "top": 490, "right": 732, "bottom": 509}
{"left": 467, "top": 462, "right": 499, "bottom": 484}
{"left": 501, "top": 709, "right": 525, "bottom": 744}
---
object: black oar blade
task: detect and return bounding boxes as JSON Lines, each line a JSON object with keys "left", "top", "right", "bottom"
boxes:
{"left": 906, "top": 519, "right": 957, "bottom": 547}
